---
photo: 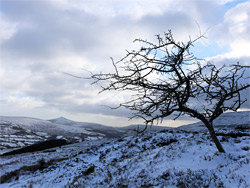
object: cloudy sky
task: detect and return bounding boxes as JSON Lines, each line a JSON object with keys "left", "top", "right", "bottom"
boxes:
{"left": 0, "top": 0, "right": 249, "bottom": 127}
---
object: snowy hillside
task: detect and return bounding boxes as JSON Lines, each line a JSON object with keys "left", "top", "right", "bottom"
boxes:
{"left": 178, "top": 111, "right": 250, "bottom": 131}
{"left": 0, "top": 127, "right": 249, "bottom": 187}
{"left": 49, "top": 117, "right": 108, "bottom": 129}
{"left": 0, "top": 116, "right": 125, "bottom": 154}
{"left": 0, "top": 111, "right": 249, "bottom": 187}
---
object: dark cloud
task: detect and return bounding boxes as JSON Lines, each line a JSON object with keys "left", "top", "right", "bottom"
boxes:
{"left": 1, "top": 1, "right": 100, "bottom": 59}
{"left": 1, "top": 0, "right": 201, "bottom": 61}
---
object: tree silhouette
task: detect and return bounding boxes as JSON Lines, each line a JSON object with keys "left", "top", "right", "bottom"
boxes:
{"left": 91, "top": 30, "right": 250, "bottom": 152}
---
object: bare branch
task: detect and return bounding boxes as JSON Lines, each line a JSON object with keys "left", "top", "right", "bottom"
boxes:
{"left": 89, "top": 30, "right": 250, "bottom": 153}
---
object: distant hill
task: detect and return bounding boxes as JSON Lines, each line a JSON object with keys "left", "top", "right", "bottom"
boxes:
{"left": 0, "top": 116, "right": 124, "bottom": 153}
{"left": 177, "top": 111, "right": 250, "bottom": 131}
{"left": 1, "top": 111, "right": 249, "bottom": 154}
{"left": 120, "top": 124, "right": 173, "bottom": 135}
{"left": 49, "top": 117, "right": 117, "bottom": 130}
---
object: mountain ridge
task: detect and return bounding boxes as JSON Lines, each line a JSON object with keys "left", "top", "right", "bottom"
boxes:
{"left": 178, "top": 111, "right": 250, "bottom": 131}
{"left": 1, "top": 111, "right": 249, "bottom": 154}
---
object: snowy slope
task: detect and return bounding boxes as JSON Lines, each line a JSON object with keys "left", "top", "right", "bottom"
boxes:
{"left": 49, "top": 117, "right": 106, "bottom": 128}
{"left": 178, "top": 111, "right": 250, "bottom": 131}
{"left": 49, "top": 117, "right": 124, "bottom": 133}
{"left": 0, "top": 128, "right": 249, "bottom": 187}
{"left": 120, "top": 124, "right": 173, "bottom": 136}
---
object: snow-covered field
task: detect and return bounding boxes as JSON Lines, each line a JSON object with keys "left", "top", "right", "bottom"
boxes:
{"left": 1, "top": 127, "right": 249, "bottom": 187}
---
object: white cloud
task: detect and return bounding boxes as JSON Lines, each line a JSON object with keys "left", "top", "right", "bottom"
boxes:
{"left": 0, "top": 14, "right": 18, "bottom": 42}
{"left": 225, "top": 2, "right": 250, "bottom": 37}
{"left": 1, "top": 95, "right": 45, "bottom": 109}
{"left": 204, "top": 2, "right": 250, "bottom": 110}
{"left": 218, "top": 0, "right": 240, "bottom": 5}
{"left": 52, "top": 0, "right": 176, "bottom": 18}
{"left": 211, "top": 1, "right": 250, "bottom": 57}
{"left": 230, "top": 39, "right": 250, "bottom": 58}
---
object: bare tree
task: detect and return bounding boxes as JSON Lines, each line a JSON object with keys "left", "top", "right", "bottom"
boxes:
{"left": 91, "top": 30, "right": 250, "bottom": 153}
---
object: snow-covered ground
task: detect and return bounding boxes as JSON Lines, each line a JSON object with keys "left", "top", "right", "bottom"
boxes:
{"left": 0, "top": 127, "right": 249, "bottom": 187}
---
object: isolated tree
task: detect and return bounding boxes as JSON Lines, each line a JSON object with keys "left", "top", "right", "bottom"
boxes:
{"left": 91, "top": 30, "right": 250, "bottom": 153}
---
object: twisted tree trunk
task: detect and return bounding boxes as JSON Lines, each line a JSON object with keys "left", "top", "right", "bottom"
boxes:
{"left": 203, "top": 121, "right": 225, "bottom": 153}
